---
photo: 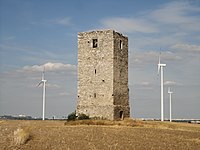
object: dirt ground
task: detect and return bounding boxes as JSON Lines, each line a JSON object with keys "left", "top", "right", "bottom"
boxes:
{"left": 0, "top": 120, "right": 200, "bottom": 150}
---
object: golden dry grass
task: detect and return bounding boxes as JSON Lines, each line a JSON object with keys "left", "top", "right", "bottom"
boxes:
{"left": 0, "top": 120, "right": 5, "bottom": 124}
{"left": 143, "top": 120, "right": 200, "bottom": 132}
{"left": 13, "top": 127, "right": 31, "bottom": 145}
{"left": 64, "top": 118, "right": 144, "bottom": 127}
{"left": 64, "top": 118, "right": 200, "bottom": 132}
{"left": 0, "top": 119, "right": 200, "bottom": 150}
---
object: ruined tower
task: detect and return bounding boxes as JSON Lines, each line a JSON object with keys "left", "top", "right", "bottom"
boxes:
{"left": 76, "top": 29, "right": 130, "bottom": 120}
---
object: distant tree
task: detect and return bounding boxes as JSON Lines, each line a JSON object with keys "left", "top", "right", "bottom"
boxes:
{"left": 67, "top": 111, "right": 77, "bottom": 121}
{"left": 78, "top": 113, "right": 90, "bottom": 120}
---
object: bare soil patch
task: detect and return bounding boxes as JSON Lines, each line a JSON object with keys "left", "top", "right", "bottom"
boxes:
{"left": 0, "top": 119, "right": 200, "bottom": 150}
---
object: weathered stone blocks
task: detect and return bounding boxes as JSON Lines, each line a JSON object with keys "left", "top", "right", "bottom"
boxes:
{"left": 76, "top": 29, "right": 130, "bottom": 120}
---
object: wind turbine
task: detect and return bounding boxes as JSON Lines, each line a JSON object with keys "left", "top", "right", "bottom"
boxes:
{"left": 38, "top": 67, "right": 47, "bottom": 120}
{"left": 168, "top": 87, "right": 173, "bottom": 122}
{"left": 157, "top": 54, "right": 166, "bottom": 121}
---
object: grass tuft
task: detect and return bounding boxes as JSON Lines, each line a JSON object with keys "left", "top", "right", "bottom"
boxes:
{"left": 13, "top": 127, "right": 31, "bottom": 145}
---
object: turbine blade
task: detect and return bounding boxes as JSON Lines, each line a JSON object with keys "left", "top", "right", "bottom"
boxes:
{"left": 37, "top": 81, "right": 43, "bottom": 87}
{"left": 157, "top": 53, "right": 161, "bottom": 75}
{"left": 157, "top": 64, "right": 160, "bottom": 75}
{"left": 168, "top": 87, "right": 170, "bottom": 93}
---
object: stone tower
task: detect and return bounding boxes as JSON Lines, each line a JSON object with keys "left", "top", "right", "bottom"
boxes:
{"left": 76, "top": 29, "right": 130, "bottom": 120}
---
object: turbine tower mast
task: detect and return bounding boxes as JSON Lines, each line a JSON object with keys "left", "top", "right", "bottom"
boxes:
{"left": 158, "top": 54, "right": 166, "bottom": 121}
{"left": 38, "top": 67, "right": 47, "bottom": 120}
{"left": 168, "top": 87, "right": 173, "bottom": 122}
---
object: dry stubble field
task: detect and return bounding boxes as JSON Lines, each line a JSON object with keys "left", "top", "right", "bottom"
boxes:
{"left": 0, "top": 119, "right": 200, "bottom": 150}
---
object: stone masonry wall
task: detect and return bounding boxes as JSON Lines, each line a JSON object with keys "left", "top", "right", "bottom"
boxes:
{"left": 76, "top": 29, "right": 130, "bottom": 120}
{"left": 113, "top": 32, "right": 130, "bottom": 119}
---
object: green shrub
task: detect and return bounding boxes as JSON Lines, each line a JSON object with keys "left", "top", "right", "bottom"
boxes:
{"left": 67, "top": 112, "right": 77, "bottom": 121}
{"left": 67, "top": 112, "right": 90, "bottom": 121}
{"left": 78, "top": 113, "right": 90, "bottom": 120}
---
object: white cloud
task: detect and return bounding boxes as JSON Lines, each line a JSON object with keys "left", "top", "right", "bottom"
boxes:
{"left": 101, "top": 1, "right": 200, "bottom": 35}
{"left": 101, "top": 17, "right": 158, "bottom": 33}
{"left": 46, "top": 83, "right": 61, "bottom": 89}
{"left": 30, "top": 83, "right": 61, "bottom": 89}
{"left": 44, "top": 62, "right": 76, "bottom": 71}
{"left": 170, "top": 43, "right": 200, "bottom": 53}
{"left": 0, "top": 62, "right": 77, "bottom": 118}
{"left": 131, "top": 51, "right": 157, "bottom": 65}
{"left": 150, "top": 1, "right": 200, "bottom": 31}
{"left": 131, "top": 51, "right": 181, "bottom": 66}
{"left": 132, "top": 81, "right": 154, "bottom": 90}
{"left": 164, "top": 80, "right": 182, "bottom": 86}
{"left": 140, "top": 81, "right": 151, "bottom": 86}
{"left": 22, "top": 62, "right": 77, "bottom": 72}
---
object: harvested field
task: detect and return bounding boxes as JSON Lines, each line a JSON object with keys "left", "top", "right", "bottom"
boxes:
{"left": 0, "top": 119, "right": 200, "bottom": 150}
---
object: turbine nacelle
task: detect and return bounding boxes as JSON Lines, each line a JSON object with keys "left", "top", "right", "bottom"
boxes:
{"left": 38, "top": 67, "right": 47, "bottom": 86}
{"left": 168, "top": 87, "right": 173, "bottom": 94}
{"left": 159, "top": 64, "right": 166, "bottom": 67}
{"left": 38, "top": 79, "right": 47, "bottom": 86}
{"left": 42, "top": 79, "right": 47, "bottom": 82}
{"left": 157, "top": 55, "right": 166, "bottom": 75}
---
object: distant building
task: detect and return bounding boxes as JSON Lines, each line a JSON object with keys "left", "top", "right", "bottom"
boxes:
{"left": 19, "top": 114, "right": 26, "bottom": 117}
{"left": 76, "top": 29, "right": 130, "bottom": 120}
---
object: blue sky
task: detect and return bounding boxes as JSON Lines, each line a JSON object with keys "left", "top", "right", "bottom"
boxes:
{"left": 0, "top": 0, "right": 200, "bottom": 119}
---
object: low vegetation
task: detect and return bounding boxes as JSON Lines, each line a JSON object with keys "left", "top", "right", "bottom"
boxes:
{"left": 13, "top": 127, "right": 31, "bottom": 145}
{"left": 0, "top": 119, "right": 199, "bottom": 149}
{"left": 67, "top": 112, "right": 90, "bottom": 121}
{"left": 77, "top": 113, "right": 90, "bottom": 120}
{"left": 67, "top": 111, "right": 77, "bottom": 121}
{"left": 64, "top": 118, "right": 144, "bottom": 127}
{"left": 64, "top": 118, "right": 200, "bottom": 132}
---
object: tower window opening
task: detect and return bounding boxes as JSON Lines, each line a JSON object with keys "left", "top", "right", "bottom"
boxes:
{"left": 92, "top": 39, "right": 98, "bottom": 48}
{"left": 95, "top": 69, "right": 96, "bottom": 74}
{"left": 94, "top": 93, "right": 96, "bottom": 98}
{"left": 120, "top": 40, "right": 123, "bottom": 49}
{"left": 120, "top": 111, "right": 124, "bottom": 120}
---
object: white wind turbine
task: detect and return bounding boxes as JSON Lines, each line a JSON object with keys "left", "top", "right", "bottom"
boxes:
{"left": 157, "top": 54, "right": 166, "bottom": 121}
{"left": 168, "top": 87, "right": 173, "bottom": 122}
{"left": 38, "top": 67, "right": 47, "bottom": 120}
